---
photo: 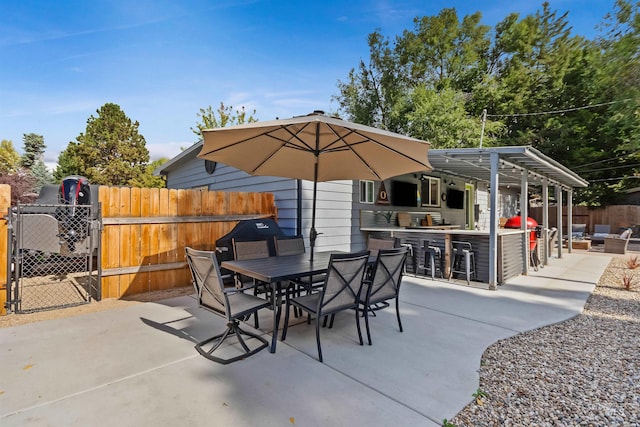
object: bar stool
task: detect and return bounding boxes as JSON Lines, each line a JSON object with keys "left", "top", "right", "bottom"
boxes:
{"left": 419, "top": 240, "right": 443, "bottom": 279}
{"left": 449, "top": 241, "right": 476, "bottom": 285}
{"left": 399, "top": 242, "right": 413, "bottom": 274}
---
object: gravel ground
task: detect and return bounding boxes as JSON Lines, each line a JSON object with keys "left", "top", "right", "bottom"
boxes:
{"left": 450, "top": 255, "right": 640, "bottom": 427}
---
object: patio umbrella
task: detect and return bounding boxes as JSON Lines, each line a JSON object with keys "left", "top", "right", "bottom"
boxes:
{"left": 199, "top": 111, "right": 432, "bottom": 261}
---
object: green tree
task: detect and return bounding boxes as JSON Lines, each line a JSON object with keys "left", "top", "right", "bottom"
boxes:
{"left": 54, "top": 103, "right": 150, "bottom": 186}
{"left": 130, "top": 158, "right": 168, "bottom": 188}
{"left": 570, "top": 0, "right": 640, "bottom": 205}
{"left": 30, "top": 160, "right": 54, "bottom": 193}
{"left": 191, "top": 102, "right": 257, "bottom": 141}
{"left": 21, "top": 133, "right": 46, "bottom": 169}
{"left": 336, "top": 31, "right": 408, "bottom": 132}
{"left": 478, "top": 3, "right": 585, "bottom": 148}
{"left": 406, "top": 86, "right": 503, "bottom": 147}
{"left": 336, "top": 8, "right": 494, "bottom": 139}
{"left": 396, "top": 8, "right": 491, "bottom": 91}
{"left": 335, "top": 1, "right": 640, "bottom": 206}
{"left": 0, "top": 139, "right": 21, "bottom": 175}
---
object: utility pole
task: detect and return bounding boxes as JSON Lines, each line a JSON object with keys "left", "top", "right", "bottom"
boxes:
{"left": 479, "top": 108, "right": 487, "bottom": 148}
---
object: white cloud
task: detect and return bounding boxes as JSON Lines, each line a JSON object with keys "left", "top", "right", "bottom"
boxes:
{"left": 147, "top": 141, "right": 191, "bottom": 161}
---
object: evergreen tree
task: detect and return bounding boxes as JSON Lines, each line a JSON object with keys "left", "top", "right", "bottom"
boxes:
{"left": 54, "top": 103, "right": 150, "bottom": 186}
{"left": 30, "top": 160, "right": 54, "bottom": 193}
{"left": 21, "top": 133, "right": 46, "bottom": 169}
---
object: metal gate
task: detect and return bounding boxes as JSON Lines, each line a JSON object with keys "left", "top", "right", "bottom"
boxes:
{"left": 5, "top": 203, "right": 102, "bottom": 314}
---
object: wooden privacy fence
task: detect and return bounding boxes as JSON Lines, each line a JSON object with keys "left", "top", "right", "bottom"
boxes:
{"left": 99, "top": 187, "right": 277, "bottom": 300}
{"left": 529, "top": 205, "right": 640, "bottom": 235}
{"left": 0, "top": 185, "right": 277, "bottom": 314}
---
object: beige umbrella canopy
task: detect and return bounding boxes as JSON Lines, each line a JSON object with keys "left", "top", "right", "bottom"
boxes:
{"left": 199, "top": 111, "right": 432, "bottom": 259}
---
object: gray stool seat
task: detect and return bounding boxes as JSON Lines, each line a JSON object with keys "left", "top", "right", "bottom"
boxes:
{"left": 419, "top": 240, "right": 443, "bottom": 279}
{"left": 449, "top": 241, "right": 476, "bottom": 285}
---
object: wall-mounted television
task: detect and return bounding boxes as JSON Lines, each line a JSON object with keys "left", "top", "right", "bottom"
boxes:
{"left": 391, "top": 180, "right": 418, "bottom": 207}
{"left": 446, "top": 188, "right": 464, "bottom": 209}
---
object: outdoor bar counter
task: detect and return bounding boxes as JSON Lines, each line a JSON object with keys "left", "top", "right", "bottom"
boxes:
{"left": 361, "top": 226, "right": 527, "bottom": 286}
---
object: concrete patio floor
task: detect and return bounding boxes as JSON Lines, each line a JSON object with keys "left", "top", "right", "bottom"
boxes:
{"left": 0, "top": 251, "right": 612, "bottom": 427}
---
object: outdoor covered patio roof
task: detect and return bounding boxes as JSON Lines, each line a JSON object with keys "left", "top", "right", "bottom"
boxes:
{"left": 427, "top": 146, "right": 589, "bottom": 189}
{"left": 426, "top": 146, "right": 589, "bottom": 289}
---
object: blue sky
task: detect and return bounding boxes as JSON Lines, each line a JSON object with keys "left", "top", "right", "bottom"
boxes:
{"left": 0, "top": 0, "right": 614, "bottom": 169}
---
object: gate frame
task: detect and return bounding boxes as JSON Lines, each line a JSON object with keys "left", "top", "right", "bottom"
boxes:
{"left": 5, "top": 203, "right": 102, "bottom": 314}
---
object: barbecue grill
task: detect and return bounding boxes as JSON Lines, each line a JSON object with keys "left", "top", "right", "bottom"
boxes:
{"left": 215, "top": 218, "right": 287, "bottom": 277}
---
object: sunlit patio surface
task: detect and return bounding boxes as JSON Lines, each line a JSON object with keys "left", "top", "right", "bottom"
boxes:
{"left": 0, "top": 251, "right": 611, "bottom": 427}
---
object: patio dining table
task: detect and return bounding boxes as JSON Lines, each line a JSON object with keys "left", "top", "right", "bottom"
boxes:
{"left": 221, "top": 251, "right": 342, "bottom": 353}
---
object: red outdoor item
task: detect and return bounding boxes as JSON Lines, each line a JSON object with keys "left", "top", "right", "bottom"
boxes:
{"left": 504, "top": 216, "right": 539, "bottom": 250}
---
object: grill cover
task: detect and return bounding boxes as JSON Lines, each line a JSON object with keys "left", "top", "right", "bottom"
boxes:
{"left": 504, "top": 216, "right": 539, "bottom": 250}
{"left": 215, "top": 218, "right": 287, "bottom": 265}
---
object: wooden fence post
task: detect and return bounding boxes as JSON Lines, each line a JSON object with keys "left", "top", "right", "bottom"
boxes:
{"left": 0, "top": 184, "right": 11, "bottom": 315}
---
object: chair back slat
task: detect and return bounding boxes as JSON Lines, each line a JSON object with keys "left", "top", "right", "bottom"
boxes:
{"left": 233, "top": 239, "right": 270, "bottom": 261}
{"left": 367, "top": 247, "right": 408, "bottom": 303}
{"left": 320, "top": 251, "right": 370, "bottom": 314}
{"left": 185, "top": 247, "right": 227, "bottom": 316}
{"left": 274, "top": 236, "right": 305, "bottom": 256}
{"left": 367, "top": 237, "right": 397, "bottom": 258}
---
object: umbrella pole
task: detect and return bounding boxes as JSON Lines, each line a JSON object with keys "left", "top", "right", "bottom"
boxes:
{"left": 310, "top": 125, "right": 321, "bottom": 263}
{"left": 310, "top": 165, "right": 318, "bottom": 263}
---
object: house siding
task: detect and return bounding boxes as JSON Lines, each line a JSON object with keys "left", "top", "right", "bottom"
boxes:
{"left": 475, "top": 182, "right": 520, "bottom": 230}
{"left": 161, "top": 152, "right": 354, "bottom": 250}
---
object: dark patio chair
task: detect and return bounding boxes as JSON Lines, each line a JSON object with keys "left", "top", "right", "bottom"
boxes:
{"left": 366, "top": 237, "right": 399, "bottom": 310}
{"left": 590, "top": 224, "right": 611, "bottom": 245}
{"left": 273, "top": 235, "right": 305, "bottom": 256}
{"left": 232, "top": 238, "right": 270, "bottom": 261}
{"left": 274, "top": 235, "right": 324, "bottom": 319}
{"left": 281, "top": 250, "right": 370, "bottom": 362}
{"left": 274, "top": 235, "right": 325, "bottom": 291}
{"left": 359, "top": 247, "right": 408, "bottom": 345}
{"left": 367, "top": 237, "right": 398, "bottom": 258}
{"left": 185, "top": 247, "right": 271, "bottom": 364}
{"left": 232, "top": 238, "right": 271, "bottom": 297}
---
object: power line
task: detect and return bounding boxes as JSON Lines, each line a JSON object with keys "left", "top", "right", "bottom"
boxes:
{"left": 575, "top": 163, "right": 640, "bottom": 173}
{"left": 486, "top": 99, "right": 632, "bottom": 118}
{"left": 572, "top": 152, "right": 637, "bottom": 169}
{"left": 589, "top": 176, "right": 640, "bottom": 182}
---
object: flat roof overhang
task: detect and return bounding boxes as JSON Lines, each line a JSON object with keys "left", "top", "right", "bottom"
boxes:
{"left": 427, "top": 146, "right": 589, "bottom": 190}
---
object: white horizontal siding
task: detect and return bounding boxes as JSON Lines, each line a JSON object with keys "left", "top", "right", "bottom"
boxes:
{"left": 298, "top": 179, "right": 353, "bottom": 253}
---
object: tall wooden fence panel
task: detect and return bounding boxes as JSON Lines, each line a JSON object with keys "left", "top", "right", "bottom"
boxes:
{"left": 99, "top": 187, "right": 277, "bottom": 300}
{"left": 530, "top": 205, "right": 640, "bottom": 235}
